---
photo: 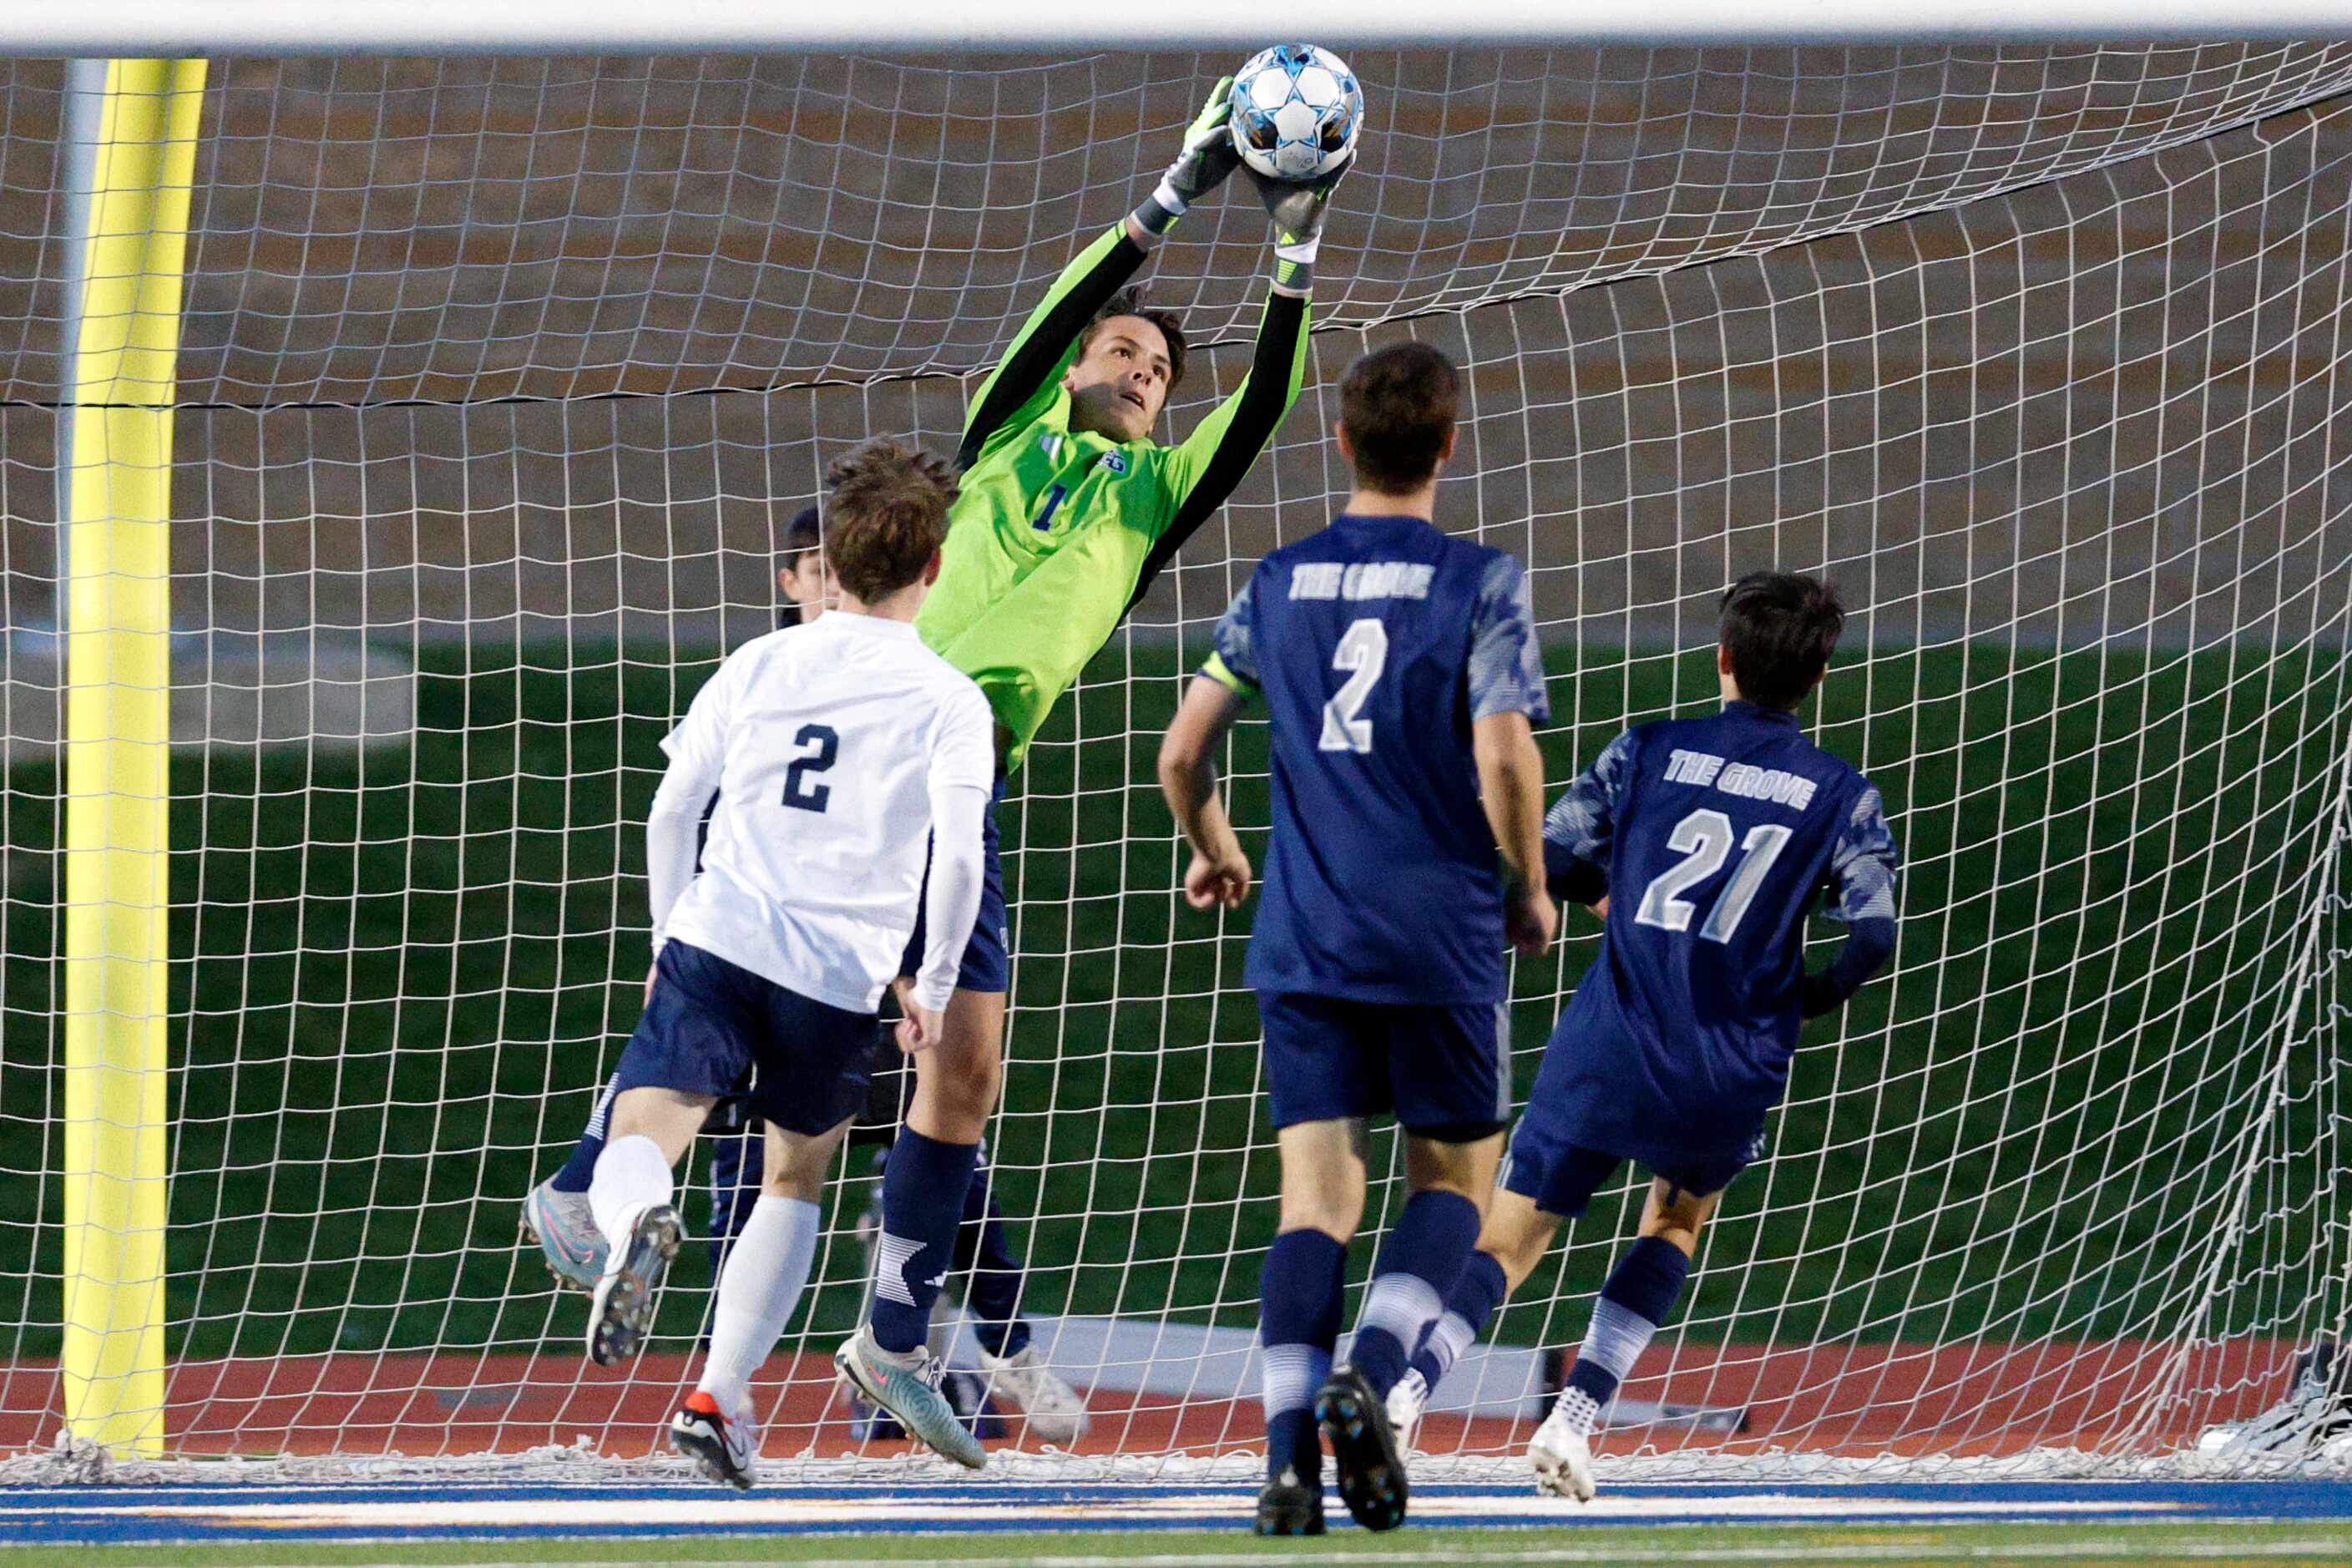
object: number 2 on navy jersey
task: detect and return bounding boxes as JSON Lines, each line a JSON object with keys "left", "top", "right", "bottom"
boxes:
{"left": 780, "top": 723, "right": 838, "bottom": 812}
{"left": 1318, "top": 618, "right": 1388, "bottom": 754}
{"left": 1635, "top": 808, "right": 1793, "bottom": 941}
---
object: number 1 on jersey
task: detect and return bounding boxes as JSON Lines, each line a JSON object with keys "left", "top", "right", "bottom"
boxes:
{"left": 1319, "top": 617, "right": 1388, "bottom": 754}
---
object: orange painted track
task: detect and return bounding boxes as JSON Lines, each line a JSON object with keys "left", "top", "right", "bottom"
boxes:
{"left": 1, "top": 1338, "right": 2301, "bottom": 1462}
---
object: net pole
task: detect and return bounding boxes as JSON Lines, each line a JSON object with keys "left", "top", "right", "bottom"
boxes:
{"left": 59, "top": 55, "right": 206, "bottom": 1457}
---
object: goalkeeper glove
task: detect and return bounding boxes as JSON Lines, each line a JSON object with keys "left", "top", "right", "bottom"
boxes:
{"left": 1132, "top": 77, "right": 1240, "bottom": 238}
{"left": 1248, "top": 153, "right": 1352, "bottom": 294}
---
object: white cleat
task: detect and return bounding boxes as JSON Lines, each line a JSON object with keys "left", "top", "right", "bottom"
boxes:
{"left": 1385, "top": 1367, "right": 1429, "bottom": 1454}
{"left": 979, "top": 1342, "right": 1091, "bottom": 1444}
{"left": 2191, "top": 1341, "right": 2350, "bottom": 1462}
{"left": 670, "top": 1390, "right": 760, "bottom": 1490}
{"left": 1530, "top": 1393, "right": 1598, "bottom": 1502}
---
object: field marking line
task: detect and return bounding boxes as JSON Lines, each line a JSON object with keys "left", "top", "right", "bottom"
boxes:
{"left": 272, "top": 1541, "right": 2352, "bottom": 1568}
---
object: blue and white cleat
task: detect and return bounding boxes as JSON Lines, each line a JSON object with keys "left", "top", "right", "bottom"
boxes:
{"left": 586, "top": 1204, "right": 680, "bottom": 1368}
{"left": 522, "top": 1177, "right": 606, "bottom": 1293}
{"left": 835, "top": 1327, "right": 988, "bottom": 1469}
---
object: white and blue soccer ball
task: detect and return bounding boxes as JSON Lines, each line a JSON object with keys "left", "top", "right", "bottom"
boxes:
{"left": 1228, "top": 43, "right": 1363, "bottom": 184}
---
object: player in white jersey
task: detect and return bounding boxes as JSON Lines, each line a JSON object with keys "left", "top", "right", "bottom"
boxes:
{"left": 574, "top": 439, "right": 997, "bottom": 1490}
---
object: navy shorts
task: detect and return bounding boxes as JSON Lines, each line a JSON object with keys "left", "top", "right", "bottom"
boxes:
{"left": 1499, "top": 1105, "right": 1762, "bottom": 1218}
{"left": 1257, "top": 991, "right": 1511, "bottom": 1141}
{"left": 615, "top": 941, "right": 877, "bottom": 1136}
{"left": 899, "top": 773, "right": 1009, "bottom": 995}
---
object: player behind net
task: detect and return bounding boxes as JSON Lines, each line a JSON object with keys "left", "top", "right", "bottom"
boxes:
{"left": 1158, "top": 341, "right": 1556, "bottom": 1535}
{"left": 526, "top": 504, "right": 1088, "bottom": 1444}
{"left": 1382, "top": 572, "right": 1902, "bottom": 1501}
{"left": 567, "top": 439, "right": 996, "bottom": 1490}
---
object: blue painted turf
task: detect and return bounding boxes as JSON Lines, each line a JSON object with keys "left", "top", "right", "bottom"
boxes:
{"left": 3, "top": 1479, "right": 2349, "bottom": 1545}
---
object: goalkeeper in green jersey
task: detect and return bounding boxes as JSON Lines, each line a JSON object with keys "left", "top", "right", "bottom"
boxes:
{"left": 833, "top": 78, "right": 1343, "bottom": 1464}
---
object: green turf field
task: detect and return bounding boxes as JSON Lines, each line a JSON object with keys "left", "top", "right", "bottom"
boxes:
{"left": 8, "top": 1520, "right": 2352, "bottom": 1567}
{"left": 3, "top": 634, "right": 2343, "bottom": 1362}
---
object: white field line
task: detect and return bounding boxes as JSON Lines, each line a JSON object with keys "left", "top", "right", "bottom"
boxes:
{"left": 233, "top": 1540, "right": 2352, "bottom": 1568}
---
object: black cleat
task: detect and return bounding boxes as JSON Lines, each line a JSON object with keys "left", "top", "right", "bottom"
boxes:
{"left": 1253, "top": 1466, "right": 1326, "bottom": 1535}
{"left": 1314, "top": 1362, "right": 1409, "bottom": 1531}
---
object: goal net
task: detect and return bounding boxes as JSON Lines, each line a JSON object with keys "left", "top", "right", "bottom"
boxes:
{"left": 5, "top": 39, "right": 2352, "bottom": 1481}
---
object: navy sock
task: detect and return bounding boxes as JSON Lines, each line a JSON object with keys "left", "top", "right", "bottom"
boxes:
{"left": 1560, "top": 1236, "right": 1691, "bottom": 1433}
{"left": 1259, "top": 1228, "right": 1345, "bottom": 1483}
{"left": 1409, "top": 1247, "right": 1508, "bottom": 1394}
{"left": 1350, "top": 1189, "right": 1481, "bottom": 1398}
{"left": 705, "top": 1125, "right": 763, "bottom": 1272}
{"left": 869, "top": 1129, "right": 979, "bottom": 1355}
{"left": 549, "top": 1073, "right": 620, "bottom": 1195}
{"left": 956, "top": 1149, "right": 1031, "bottom": 1360}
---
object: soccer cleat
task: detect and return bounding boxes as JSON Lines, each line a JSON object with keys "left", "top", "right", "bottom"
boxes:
{"left": 978, "top": 1343, "right": 1091, "bottom": 1444}
{"left": 1252, "top": 1466, "right": 1326, "bottom": 1535}
{"left": 835, "top": 1328, "right": 988, "bottom": 1469}
{"left": 669, "top": 1389, "right": 759, "bottom": 1490}
{"left": 585, "top": 1204, "right": 680, "bottom": 1368}
{"left": 1385, "top": 1366, "right": 1429, "bottom": 1454}
{"left": 1313, "top": 1362, "right": 1409, "bottom": 1531}
{"left": 852, "top": 1368, "right": 1003, "bottom": 1442}
{"left": 1530, "top": 1392, "right": 1599, "bottom": 1502}
{"left": 2193, "top": 1341, "right": 2352, "bottom": 1460}
{"left": 521, "top": 1178, "right": 606, "bottom": 1292}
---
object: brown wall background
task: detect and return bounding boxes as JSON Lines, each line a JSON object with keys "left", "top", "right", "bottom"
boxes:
{"left": 1, "top": 46, "right": 2349, "bottom": 653}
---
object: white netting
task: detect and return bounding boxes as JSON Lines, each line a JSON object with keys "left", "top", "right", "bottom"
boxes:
{"left": 3, "top": 45, "right": 2350, "bottom": 1478}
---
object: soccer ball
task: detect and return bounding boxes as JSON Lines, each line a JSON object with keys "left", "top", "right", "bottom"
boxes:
{"left": 1228, "top": 43, "right": 1363, "bottom": 184}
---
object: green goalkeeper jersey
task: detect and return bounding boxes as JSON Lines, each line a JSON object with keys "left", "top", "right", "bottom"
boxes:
{"left": 917, "top": 223, "right": 1310, "bottom": 770}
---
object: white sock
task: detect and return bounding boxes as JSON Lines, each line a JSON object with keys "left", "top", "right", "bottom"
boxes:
{"left": 588, "top": 1133, "right": 673, "bottom": 1262}
{"left": 695, "top": 1196, "right": 820, "bottom": 1411}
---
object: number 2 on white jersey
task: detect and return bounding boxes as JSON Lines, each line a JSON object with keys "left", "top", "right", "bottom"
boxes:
{"left": 1318, "top": 617, "right": 1388, "bottom": 754}
{"left": 1634, "top": 808, "right": 1793, "bottom": 942}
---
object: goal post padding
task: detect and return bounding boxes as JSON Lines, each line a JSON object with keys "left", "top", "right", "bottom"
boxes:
{"left": 56, "top": 54, "right": 209, "bottom": 1459}
{"left": 2, "top": 43, "right": 2349, "bottom": 1474}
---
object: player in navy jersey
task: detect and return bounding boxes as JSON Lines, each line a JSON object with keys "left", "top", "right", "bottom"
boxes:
{"left": 1383, "top": 572, "right": 1900, "bottom": 1503}
{"left": 1159, "top": 341, "right": 1555, "bottom": 1535}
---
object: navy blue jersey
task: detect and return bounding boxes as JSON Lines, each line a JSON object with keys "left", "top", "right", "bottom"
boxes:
{"left": 1538, "top": 701, "right": 1899, "bottom": 1166}
{"left": 1204, "top": 513, "right": 1550, "bottom": 1004}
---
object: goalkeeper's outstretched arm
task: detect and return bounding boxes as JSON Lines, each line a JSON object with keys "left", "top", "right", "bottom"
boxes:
{"left": 957, "top": 79, "right": 1247, "bottom": 471}
{"left": 1127, "top": 157, "right": 1346, "bottom": 608}
{"left": 956, "top": 225, "right": 1151, "bottom": 471}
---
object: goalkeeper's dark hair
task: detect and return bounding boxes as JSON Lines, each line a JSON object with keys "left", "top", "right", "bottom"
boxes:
{"left": 1718, "top": 571, "right": 1845, "bottom": 711}
{"left": 1340, "top": 340, "right": 1460, "bottom": 494}
{"left": 822, "top": 438, "right": 959, "bottom": 604}
{"left": 1078, "top": 287, "right": 1187, "bottom": 390}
